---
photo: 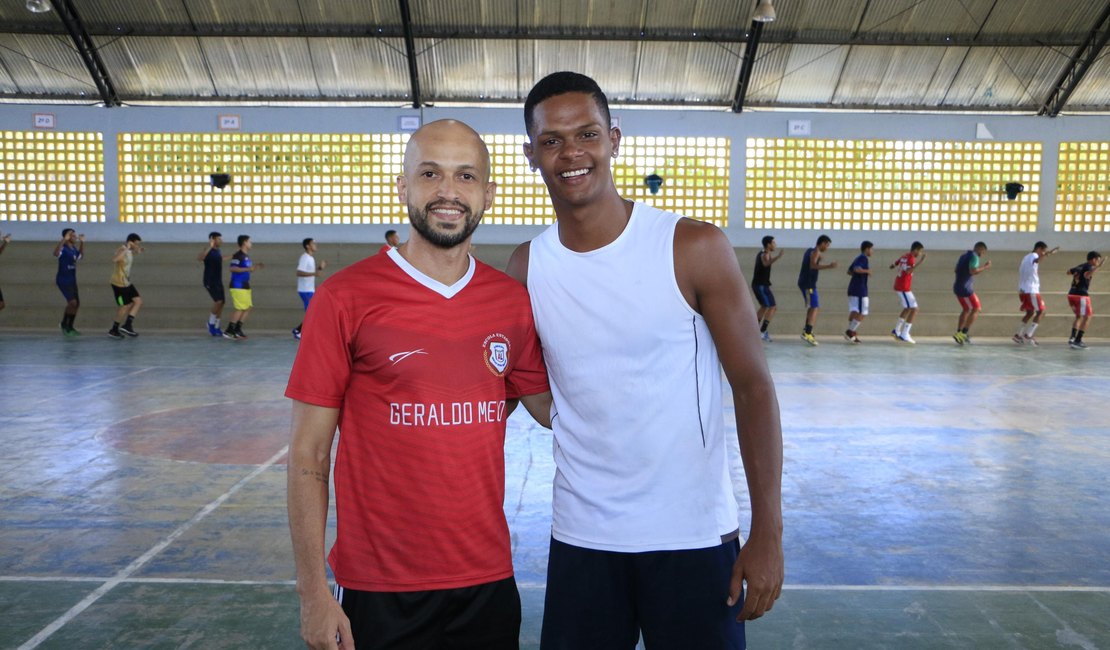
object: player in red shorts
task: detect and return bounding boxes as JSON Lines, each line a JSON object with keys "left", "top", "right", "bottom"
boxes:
{"left": 889, "top": 241, "right": 925, "bottom": 344}
{"left": 1013, "top": 241, "right": 1058, "bottom": 346}
{"left": 1067, "top": 250, "right": 1102, "bottom": 350}
{"left": 286, "top": 120, "right": 552, "bottom": 650}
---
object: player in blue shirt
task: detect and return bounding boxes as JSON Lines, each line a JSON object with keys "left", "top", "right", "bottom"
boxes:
{"left": 225, "top": 235, "right": 264, "bottom": 339}
{"left": 797, "top": 234, "right": 838, "bottom": 346}
{"left": 845, "top": 241, "right": 873, "bottom": 343}
{"left": 53, "top": 228, "right": 85, "bottom": 336}
{"left": 953, "top": 242, "right": 992, "bottom": 345}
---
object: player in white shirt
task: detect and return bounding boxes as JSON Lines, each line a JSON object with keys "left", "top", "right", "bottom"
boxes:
{"left": 292, "top": 238, "right": 326, "bottom": 340}
{"left": 1014, "top": 241, "right": 1058, "bottom": 345}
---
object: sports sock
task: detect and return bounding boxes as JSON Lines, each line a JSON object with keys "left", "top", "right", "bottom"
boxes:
{"left": 804, "top": 324, "right": 813, "bottom": 335}
{"left": 1026, "top": 323, "right": 1038, "bottom": 337}
{"left": 1075, "top": 330, "right": 1085, "bottom": 343}
{"left": 760, "top": 319, "right": 769, "bottom": 333}
{"left": 110, "top": 322, "right": 120, "bottom": 332}
{"left": 208, "top": 313, "right": 218, "bottom": 326}
{"left": 895, "top": 318, "right": 906, "bottom": 334}
{"left": 961, "top": 328, "right": 969, "bottom": 335}
{"left": 903, "top": 323, "right": 913, "bottom": 336}
{"left": 849, "top": 319, "right": 860, "bottom": 332}
{"left": 1071, "top": 327, "right": 1078, "bottom": 340}
{"left": 124, "top": 315, "right": 134, "bottom": 328}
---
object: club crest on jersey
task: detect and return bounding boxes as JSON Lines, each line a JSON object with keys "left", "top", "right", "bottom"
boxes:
{"left": 482, "top": 333, "right": 511, "bottom": 376}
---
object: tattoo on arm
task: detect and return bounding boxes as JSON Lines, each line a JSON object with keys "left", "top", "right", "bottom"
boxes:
{"left": 300, "top": 468, "right": 329, "bottom": 484}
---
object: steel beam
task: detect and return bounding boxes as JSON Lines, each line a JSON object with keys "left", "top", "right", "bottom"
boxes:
{"left": 731, "top": 20, "right": 763, "bottom": 113}
{"left": 0, "top": 21, "right": 1087, "bottom": 48}
{"left": 397, "top": 0, "right": 421, "bottom": 109}
{"left": 49, "top": 0, "right": 120, "bottom": 106}
{"left": 1038, "top": 2, "right": 1110, "bottom": 116}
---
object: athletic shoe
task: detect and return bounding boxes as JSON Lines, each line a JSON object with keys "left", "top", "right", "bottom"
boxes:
{"left": 208, "top": 323, "right": 222, "bottom": 337}
{"left": 890, "top": 329, "right": 902, "bottom": 341}
{"left": 292, "top": 328, "right": 302, "bottom": 340}
{"left": 801, "top": 332, "right": 819, "bottom": 346}
{"left": 963, "top": 335, "right": 973, "bottom": 345}
{"left": 760, "top": 331, "right": 771, "bottom": 343}
{"left": 1070, "top": 340, "right": 1088, "bottom": 350}
{"left": 120, "top": 324, "right": 138, "bottom": 337}
{"left": 65, "top": 328, "right": 81, "bottom": 337}
{"left": 107, "top": 329, "right": 124, "bottom": 339}
{"left": 1012, "top": 334, "right": 1024, "bottom": 345}
{"left": 235, "top": 327, "right": 248, "bottom": 340}
{"left": 901, "top": 334, "right": 916, "bottom": 344}
{"left": 953, "top": 332, "right": 965, "bottom": 345}
{"left": 1023, "top": 335, "right": 1038, "bottom": 347}
{"left": 223, "top": 328, "right": 237, "bottom": 340}
{"left": 844, "top": 330, "right": 860, "bottom": 343}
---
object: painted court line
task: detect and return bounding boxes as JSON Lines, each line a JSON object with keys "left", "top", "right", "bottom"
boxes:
{"left": 16, "top": 445, "right": 290, "bottom": 650}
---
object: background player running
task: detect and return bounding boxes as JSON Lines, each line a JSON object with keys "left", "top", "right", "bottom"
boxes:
{"left": 752, "top": 235, "right": 784, "bottom": 342}
{"left": 1014, "top": 241, "right": 1059, "bottom": 346}
{"left": 54, "top": 228, "right": 85, "bottom": 336}
{"left": 798, "top": 234, "right": 837, "bottom": 346}
{"left": 953, "top": 241, "right": 991, "bottom": 345}
{"left": 889, "top": 241, "right": 925, "bottom": 344}
{"left": 198, "top": 232, "right": 230, "bottom": 337}
{"left": 845, "top": 241, "right": 872, "bottom": 344}
{"left": 1067, "top": 251, "right": 1102, "bottom": 350}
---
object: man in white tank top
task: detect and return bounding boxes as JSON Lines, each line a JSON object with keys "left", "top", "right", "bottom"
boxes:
{"left": 508, "top": 72, "right": 783, "bottom": 649}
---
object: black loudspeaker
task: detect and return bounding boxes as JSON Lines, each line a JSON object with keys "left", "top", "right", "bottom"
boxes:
{"left": 210, "top": 173, "right": 231, "bottom": 189}
{"left": 1005, "top": 182, "right": 1024, "bottom": 200}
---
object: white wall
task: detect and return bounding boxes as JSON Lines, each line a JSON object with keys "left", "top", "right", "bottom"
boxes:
{"left": 1, "top": 103, "right": 1108, "bottom": 252}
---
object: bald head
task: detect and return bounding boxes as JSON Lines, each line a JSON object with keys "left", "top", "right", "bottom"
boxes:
{"left": 403, "top": 119, "right": 491, "bottom": 182}
{"left": 396, "top": 119, "right": 497, "bottom": 250}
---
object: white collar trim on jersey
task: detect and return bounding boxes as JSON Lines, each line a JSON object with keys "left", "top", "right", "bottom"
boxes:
{"left": 387, "top": 247, "right": 475, "bottom": 299}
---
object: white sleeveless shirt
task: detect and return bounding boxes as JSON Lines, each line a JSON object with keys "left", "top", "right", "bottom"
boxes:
{"left": 527, "top": 202, "right": 739, "bottom": 552}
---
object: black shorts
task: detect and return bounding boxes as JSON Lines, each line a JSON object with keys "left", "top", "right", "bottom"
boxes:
{"left": 335, "top": 576, "right": 520, "bottom": 650}
{"left": 542, "top": 537, "right": 745, "bottom": 650}
{"left": 112, "top": 284, "right": 140, "bottom": 307}
{"left": 205, "top": 284, "right": 225, "bottom": 302}
{"left": 57, "top": 282, "right": 79, "bottom": 303}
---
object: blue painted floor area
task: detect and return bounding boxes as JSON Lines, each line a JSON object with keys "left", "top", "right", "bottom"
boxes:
{"left": 0, "top": 333, "right": 1107, "bottom": 649}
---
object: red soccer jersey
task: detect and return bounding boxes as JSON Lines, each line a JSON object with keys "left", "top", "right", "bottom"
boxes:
{"left": 893, "top": 252, "right": 917, "bottom": 291}
{"left": 286, "top": 250, "right": 548, "bottom": 592}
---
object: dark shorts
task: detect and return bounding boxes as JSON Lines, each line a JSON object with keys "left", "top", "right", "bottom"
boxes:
{"left": 541, "top": 538, "right": 745, "bottom": 650}
{"left": 205, "top": 284, "right": 225, "bottom": 303}
{"left": 335, "top": 576, "right": 520, "bottom": 650}
{"left": 752, "top": 285, "right": 775, "bottom": 308}
{"left": 57, "top": 282, "right": 79, "bottom": 303}
{"left": 0, "top": 286, "right": 4, "bottom": 303}
{"left": 112, "top": 284, "right": 140, "bottom": 307}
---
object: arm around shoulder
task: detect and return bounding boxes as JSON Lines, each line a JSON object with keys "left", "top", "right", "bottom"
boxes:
{"left": 505, "top": 242, "right": 531, "bottom": 287}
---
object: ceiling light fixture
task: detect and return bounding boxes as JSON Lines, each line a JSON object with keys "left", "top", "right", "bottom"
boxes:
{"left": 752, "top": 0, "right": 776, "bottom": 23}
{"left": 26, "top": 0, "right": 52, "bottom": 13}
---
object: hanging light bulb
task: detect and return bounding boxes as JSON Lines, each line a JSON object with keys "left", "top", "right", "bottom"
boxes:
{"left": 26, "top": 0, "right": 53, "bottom": 13}
{"left": 752, "top": 0, "right": 776, "bottom": 23}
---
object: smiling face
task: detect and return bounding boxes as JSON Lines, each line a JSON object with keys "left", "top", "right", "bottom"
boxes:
{"left": 397, "top": 120, "right": 495, "bottom": 250}
{"left": 523, "top": 91, "right": 621, "bottom": 211}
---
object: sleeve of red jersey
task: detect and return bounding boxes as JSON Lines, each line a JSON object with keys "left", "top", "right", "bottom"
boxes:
{"left": 504, "top": 305, "right": 549, "bottom": 400}
{"left": 285, "top": 284, "right": 352, "bottom": 408}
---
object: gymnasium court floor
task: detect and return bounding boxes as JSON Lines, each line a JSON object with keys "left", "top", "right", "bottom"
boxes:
{"left": 1, "top": 332, "right": 1107, "bottom": 649}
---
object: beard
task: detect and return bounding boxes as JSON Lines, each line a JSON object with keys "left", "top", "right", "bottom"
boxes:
{"left": 408, "top": 200, "right": 483, "bottom": 249}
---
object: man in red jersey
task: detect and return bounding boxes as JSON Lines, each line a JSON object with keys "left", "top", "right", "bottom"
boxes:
{"left": 287, "top": 119, "right": 551, "bottom": 650}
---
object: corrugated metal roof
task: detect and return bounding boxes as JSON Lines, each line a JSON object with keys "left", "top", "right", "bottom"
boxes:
{"left": 0, "top": 0, "right": 1105, "bottom": 111}
{"left": 0, "top": 33, "right": 99, "bottom": 97}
